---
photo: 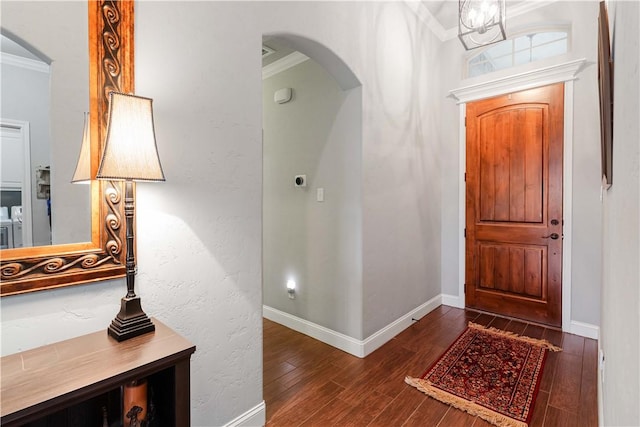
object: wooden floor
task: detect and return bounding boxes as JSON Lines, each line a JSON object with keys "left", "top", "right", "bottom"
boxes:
{"left": 263, "top": 306, "right": 598, "bottom": 426}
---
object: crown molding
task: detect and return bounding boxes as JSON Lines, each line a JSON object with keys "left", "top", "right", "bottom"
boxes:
{"left": 262, "top": 51, "right": 309, "bottom": 80}
{"left": 404, "top": 1, "right": 448, "bottom": 41}
{"left": 408, "top": 0, "right": 559, "bottom": 42}
{"left": 0, "top": 52, "right": 50, "bottom": 73}
{"left": 509, "top": 0, "right": 558, "bottom": 21}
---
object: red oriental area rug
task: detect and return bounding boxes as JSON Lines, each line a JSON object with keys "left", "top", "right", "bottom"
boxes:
{"left": 405, "top": 322, "right": 562, "bottom": 427}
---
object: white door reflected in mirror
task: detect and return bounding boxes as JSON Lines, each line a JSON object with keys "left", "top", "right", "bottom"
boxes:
{"left": 0, "top": 120, "right": 35, "bottom": 247}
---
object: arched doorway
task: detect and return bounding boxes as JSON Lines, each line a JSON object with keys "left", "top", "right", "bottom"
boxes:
{"left": 261, "top": 33, "right": 364, "bottom": 347}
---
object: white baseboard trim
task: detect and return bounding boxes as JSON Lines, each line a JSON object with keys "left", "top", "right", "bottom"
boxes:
{"left": 597, "top": 345, "right": 604, "bottom": 427}
{"left": 362, "top": 294, "right": 442, "bottom": 356}
{"left": 263, "top": 294, "right": 443, "bottom": 358}
{"left": 440, "top": 295, "right": 600, "bottom": 340}
{"left": 223, "top": 401, "right": 266, "bottom": 427}
{"left": 263, "top": 306, "right": 364, "bottom": 357}
{"left": 569, "top": 320, "right": 600, "bottom": 340}
{"left": 441, "top": 293, "right": 464, "bottom": 308}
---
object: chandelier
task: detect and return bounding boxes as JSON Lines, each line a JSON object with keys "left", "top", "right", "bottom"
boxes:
{"left": 458, "top": 0, "right": 506, "bottom": 50}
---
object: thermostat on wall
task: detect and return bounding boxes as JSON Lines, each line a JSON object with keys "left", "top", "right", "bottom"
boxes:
{"left": 274, "top": 88, "right": 292, "bottom": 104}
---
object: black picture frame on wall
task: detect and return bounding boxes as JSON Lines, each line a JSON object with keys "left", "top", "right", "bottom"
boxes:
{"left": 598, "top": 1, "right": 614, "bottom": 188}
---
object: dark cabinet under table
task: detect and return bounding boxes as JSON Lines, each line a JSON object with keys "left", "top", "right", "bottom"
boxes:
{"left": 1, "top": 319, "right": 195, "bottom": 426}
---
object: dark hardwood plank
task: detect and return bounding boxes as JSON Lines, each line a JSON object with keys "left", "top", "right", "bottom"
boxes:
{"left": 523, "top": 323, "right": 546, "bottom": 339}
{"left": 503, "top": 319, "right": 528, "bottom": 335}
{"left": 539, "top": 350, "right": 559, "bottom": 394}
{"left": 471, "top": 313, "right": 495, "bottom": 326}
{"left": 367, "top": 387, "right": 425, "bottom": 426}
{"left": 299, "top": 398, "right": 354, "bottom": 427}
{"left": 544, "top": 406, "right": 580, "bottom": 427}
{"left": 578, "top": 338, "right": 599, "bottom": 427}
{"left": 263, "top": 360, "right": 297, "bottom": 384}
{"left": 539, "top": 328, "right": 563, "bottom": 393}
{"left": 263, "top": 307, "right": 598, "bottom": 426}
{"left": 529, "top": 390, "right": 550, "bottom": 427}
{"left": 438, "top": 406, "right": 477, "bottom": 426}
{"left": 488, "top": 316, "right": 511, "bottom": 330}
{"left": 548, "top": 352, "right": 582, "bottom": 412}
{"left": 326, "top": 390, "right": 392, "bottom": 426}
{"left": 269, "top": 380, "right": 345, "bottom": 426}
{"left": 561, "top": 333, "right": 585, "bottom": 355}
{"left": 402, "top": 396, "right": 450, "bottom": 427}
{"left": 472, "top": 417, "right": 495, "bottom": 427}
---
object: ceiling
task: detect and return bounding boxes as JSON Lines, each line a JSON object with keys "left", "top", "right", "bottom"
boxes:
{"left": 261, "top": 1, "right": 556, "bottom": 68}
{"left": 421, "top": 0, "right": 460, "bottom": 31}
{"left": 417, "top": 0, "right": 553, "bottom": 40}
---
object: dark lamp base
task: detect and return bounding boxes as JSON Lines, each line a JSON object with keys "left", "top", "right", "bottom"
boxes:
{"left": 108, "top": 296, "right": 155, "bottom": 342}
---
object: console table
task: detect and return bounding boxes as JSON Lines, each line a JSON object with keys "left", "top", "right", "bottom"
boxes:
{"left": 1, "top": 319, "right": 195, "bottom": 426}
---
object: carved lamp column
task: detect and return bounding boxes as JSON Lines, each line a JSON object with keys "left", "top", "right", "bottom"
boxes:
{"left": 97, "top": 92, "right": 165, "bottom": 341}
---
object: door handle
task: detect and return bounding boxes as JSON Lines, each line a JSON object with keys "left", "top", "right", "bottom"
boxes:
{"left": 542, "top": 233, "right": 559, "bottom": 240}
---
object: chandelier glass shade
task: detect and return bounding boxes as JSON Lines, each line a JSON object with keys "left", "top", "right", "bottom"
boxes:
{"left": 458, "top": 0, "right": 506, "bottom": 50}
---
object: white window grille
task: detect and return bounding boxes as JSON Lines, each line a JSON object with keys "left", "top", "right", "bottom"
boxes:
{"left": 467, "top": 27, "right": 570, "bottom": 78}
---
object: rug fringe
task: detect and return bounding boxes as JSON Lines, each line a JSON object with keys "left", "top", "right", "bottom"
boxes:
{"left": 405, "top": 376, "right": 528, "bottom": 427}
{"left": 468, "top": 322, "right": 563, "bottom": 352}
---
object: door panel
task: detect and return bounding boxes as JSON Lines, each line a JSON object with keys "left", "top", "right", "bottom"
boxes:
{"left": 477, "top": 243, "right": 545, "bottom": 298}
{"left": 479, "top": 108, "right": 544, "bottom": 223}
{"left": 466, "top": 84, "right": 564, "bottom": 327}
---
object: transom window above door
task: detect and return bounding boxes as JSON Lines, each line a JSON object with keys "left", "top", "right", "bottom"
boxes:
{"left": 467, "top": 27, "right": 570, "bottom": 78}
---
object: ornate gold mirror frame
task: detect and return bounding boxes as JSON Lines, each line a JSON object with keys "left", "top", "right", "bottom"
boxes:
{"left": 0, "top": 1, "right": 133, "bottom": 296}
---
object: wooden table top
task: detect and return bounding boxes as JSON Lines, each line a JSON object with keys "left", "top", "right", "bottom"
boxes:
{"left": 1, "top": 319, "right": 195, "bottom": 422}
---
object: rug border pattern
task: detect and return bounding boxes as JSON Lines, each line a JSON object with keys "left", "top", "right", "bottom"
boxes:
{"left": 405, "top": 322, "right": 562, "bottom": 427}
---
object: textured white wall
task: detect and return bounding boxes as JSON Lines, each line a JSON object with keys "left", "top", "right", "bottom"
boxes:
{"left": 0, "top": 1, "right": 91, "bottom": 245}
{"left": 360, "top": 2, "right": 443, "bottom": 337}
{"left": 263, "top": 58, "right": 363, "bottom": 338}
{"left": 258, "top": 2, "right": 443, "bottom": 342}
{"left": 438, "top": 1, "right": 604, "bottom": 326}
{"left": 600, "top": 1, "right": 640, "bottom": 424}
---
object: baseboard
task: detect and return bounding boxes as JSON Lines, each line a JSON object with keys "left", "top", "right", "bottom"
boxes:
{"left": 597, "top": 344, "right": 604, "bottom": 427}
{"left": 569, "top": 320, "right": 600, "bottom": 340}
{"left": 263, "top": 306, "right": 363, "bottom": 357}
{"left": 362, "top": 294, "right": 442, "bottom": 356}
{"left": 441, "top": 293, "right": 464, "bottom": 308}
{"left": 223, "top": 401, "right": 266, "bottom": 427}
{"left": 441, "top": 296, "right": 599, "bottom": 340}
{"left": 263, "top": 294, "right": 443, "bottom": 358}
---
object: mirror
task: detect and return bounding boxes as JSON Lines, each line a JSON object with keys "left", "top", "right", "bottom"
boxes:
{"left": 0, "top": 0, "right": 134, "bottom": 296}
{"left": 1, "top": 2, "right": 91, "bottom": 248}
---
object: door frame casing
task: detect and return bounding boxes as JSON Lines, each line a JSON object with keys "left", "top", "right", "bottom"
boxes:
{"left": 1, "top": 119, "right": 33, "bottom": 247}
{"left": 449, "top": 59, "right": 586, "bottom": 334}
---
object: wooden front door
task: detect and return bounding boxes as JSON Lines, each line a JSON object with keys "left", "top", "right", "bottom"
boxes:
{"left": 465, "top": 83, "right": 564, "bottom": 327}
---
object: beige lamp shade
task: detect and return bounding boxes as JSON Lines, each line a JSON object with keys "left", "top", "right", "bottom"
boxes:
{"left": 71, "top": 112, "right": 91, "bottom": 183}
{"left": 96, "top": 92, "right": 165, "bottom": 182}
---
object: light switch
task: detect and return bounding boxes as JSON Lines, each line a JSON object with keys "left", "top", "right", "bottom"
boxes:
{"left": 316, "top": 188, "right": 324, "bottom": 202}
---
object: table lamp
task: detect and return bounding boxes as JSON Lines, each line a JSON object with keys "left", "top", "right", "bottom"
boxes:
{"left": 97, "top": 92, "right": 165, "bottom": 341}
